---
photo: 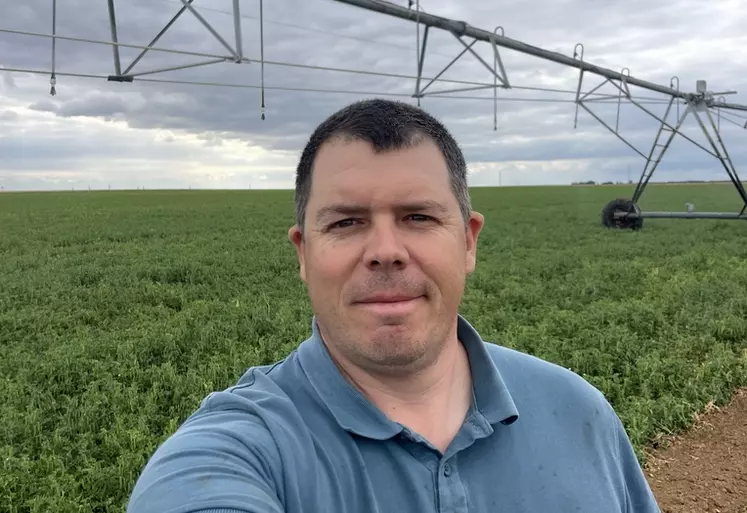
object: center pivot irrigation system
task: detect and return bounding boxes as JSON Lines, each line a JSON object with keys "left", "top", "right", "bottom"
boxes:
{"left": 2, "top": 0, "right": 746, "bottom": 229}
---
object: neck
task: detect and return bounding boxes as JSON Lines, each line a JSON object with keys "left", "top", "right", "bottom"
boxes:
{"left": 327, "top": 332, "right": 474, "bottom": 453}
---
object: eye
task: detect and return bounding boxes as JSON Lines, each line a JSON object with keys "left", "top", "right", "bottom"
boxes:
{"left": 330, "top": 218, "right": 359, "bottom": 229}
{"left": 406, "top": 214, "right": 433, "bottom": 222}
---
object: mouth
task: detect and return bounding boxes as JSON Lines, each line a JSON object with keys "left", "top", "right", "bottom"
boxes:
{"left": 356, "top": 294, "right": 422, "bottom": 304}
{"left": 353, "top": 294, "right": 425, "bottom": 316}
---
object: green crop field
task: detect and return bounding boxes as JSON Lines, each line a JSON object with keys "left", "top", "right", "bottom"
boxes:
{"left": 2, "top": 183, "right": 747, "bottom": 512}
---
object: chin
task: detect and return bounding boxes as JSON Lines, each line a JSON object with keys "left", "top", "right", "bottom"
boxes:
{"left": 363, "top": 337, "right": 428, "bottom": 368}
{"left": 368, "top": 325, "right": 425, "bottom": 350}
{"left": 361, "top": 316, "right": 423, "bottom": 338}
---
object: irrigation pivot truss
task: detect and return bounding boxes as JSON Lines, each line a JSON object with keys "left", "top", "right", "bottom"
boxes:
{"left": 2, "top": 0, "right": 746, "bottom": 229}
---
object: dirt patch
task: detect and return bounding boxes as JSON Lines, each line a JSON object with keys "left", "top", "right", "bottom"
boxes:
{"left": 645, "top": 388, "right": 747, "bottom": 513}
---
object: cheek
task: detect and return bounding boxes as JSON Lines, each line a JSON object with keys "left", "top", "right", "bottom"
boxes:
{"left": 414, "top": 247, "right": 466, "bottom": 291}
{"left": 305, "top": 242, "right": 356, "bottom": 286}
{"left": 415, "top": 236, "right": 466, "bottom": 269}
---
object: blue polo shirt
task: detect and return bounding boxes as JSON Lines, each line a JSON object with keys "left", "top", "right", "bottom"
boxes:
{"left": 127, "top": 315, "right": 661, "bottom": 513}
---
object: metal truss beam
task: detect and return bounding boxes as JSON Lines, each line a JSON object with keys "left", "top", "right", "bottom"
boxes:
{"left": 626, "top": 211, "right": 747, "bottom": 220}
{"left": 331, "top": 0, "right": 747, "bottom": 112}
{"left": 332, "top": 0, "right": 747, "bottom": 168}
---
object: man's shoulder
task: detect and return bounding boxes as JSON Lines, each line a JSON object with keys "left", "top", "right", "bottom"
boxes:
{"left": 480, "top": 340, "right": 623, "bottom": 465}
{"left": 482, "top": 339, "right": 610, "bottom": 413}
{"left": 482, "top": 339, "right": 594, "bottom": 386}
{"left": 196, "top": 351, "right": 306, "bottom": 427}
{"left": 126, "top": 352, "right": 312, "bottom": 512}
{"left": 478, "top": 340, "right": 661, "bottom": 512}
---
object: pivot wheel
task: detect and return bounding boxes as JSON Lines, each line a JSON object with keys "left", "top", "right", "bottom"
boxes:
{"left": 602, "top": 198, "right": 643, "bottom": 230}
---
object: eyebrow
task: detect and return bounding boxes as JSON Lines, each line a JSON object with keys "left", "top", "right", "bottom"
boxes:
{"left": 315, "top": 200, "right": 450, "bottom": 224}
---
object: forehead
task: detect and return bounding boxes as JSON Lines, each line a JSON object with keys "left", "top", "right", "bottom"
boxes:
{"left": 307, "top": 137, "right": 455, "bottom": 208}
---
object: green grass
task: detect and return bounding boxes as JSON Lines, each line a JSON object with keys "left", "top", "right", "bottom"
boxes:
{"left": 2, "top": 183, "right": 747, "bottom": 512}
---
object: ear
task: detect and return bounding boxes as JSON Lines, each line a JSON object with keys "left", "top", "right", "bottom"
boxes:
{"left": 288, "top": 224, "right": 307, "bottom": 282}
{"left": 464, "top": 211, "right": 484, "bottom": 274}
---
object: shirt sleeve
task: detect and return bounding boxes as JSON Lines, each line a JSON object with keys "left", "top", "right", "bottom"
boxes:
{"left": 611, "top": 411, "right": 662, "bottom": 513}
{"left": 126, "top": 393, "right": 285, "bottom": 513}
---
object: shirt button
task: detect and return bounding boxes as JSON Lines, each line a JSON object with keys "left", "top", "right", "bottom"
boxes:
{"left": 443, "top": 463, "right": 452, "bottom": 477}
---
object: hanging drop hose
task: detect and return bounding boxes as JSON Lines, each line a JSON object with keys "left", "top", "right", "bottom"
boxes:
{"left": 260, "top": 0, "right": 265, "bottom": 120}
{"left": 50, "top": 0, "right": 57, "bottom": 95}
{"left": 415, "top": 0, "right": 420, "bottom": 107}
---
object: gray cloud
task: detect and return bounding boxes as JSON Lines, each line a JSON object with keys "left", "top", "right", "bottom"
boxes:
{"left": 0, "top": 109, "right": 18, "bottom": 121}
{"left": 1, "top": 0, "right": 746, "bottom": 191}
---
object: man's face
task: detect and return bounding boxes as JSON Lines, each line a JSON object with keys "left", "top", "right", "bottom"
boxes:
{"left": 289, "top": 136, "right": 484, "bottom": 375}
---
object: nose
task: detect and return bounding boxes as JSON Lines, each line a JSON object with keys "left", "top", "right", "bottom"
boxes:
{"left": 362, "top": 217, "right": 409, "bottom": 271}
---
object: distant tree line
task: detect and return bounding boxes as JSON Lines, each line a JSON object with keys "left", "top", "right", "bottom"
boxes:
{"left": 571, "top": 180, "right": 633, "bottom": 185}
{"left": 571, "top": 180, "right": 726, "bottom": 186}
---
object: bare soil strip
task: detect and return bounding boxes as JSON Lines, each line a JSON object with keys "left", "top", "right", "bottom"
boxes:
{"left": 645, "top": 388, "right": 747, "bottom": 513}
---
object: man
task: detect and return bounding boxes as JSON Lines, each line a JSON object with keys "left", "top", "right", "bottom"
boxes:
{"left": 127, "top": 99, "right": 660, "bottom": 512}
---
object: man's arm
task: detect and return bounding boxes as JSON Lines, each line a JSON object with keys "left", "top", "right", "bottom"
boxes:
{"left": 127, "top": 394, "right": 285, "bottom": 513}
{"left": 610, "top": 409, "right": 661, "bottom": 513}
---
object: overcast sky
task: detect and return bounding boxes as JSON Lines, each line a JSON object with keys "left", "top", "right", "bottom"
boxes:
{"left": 1, "top": 0, "right": 746, "bottom": 191}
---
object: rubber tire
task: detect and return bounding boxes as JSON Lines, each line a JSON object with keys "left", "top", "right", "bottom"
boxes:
{"left": 602, "top": 198, "right": 643, "bottom": 230}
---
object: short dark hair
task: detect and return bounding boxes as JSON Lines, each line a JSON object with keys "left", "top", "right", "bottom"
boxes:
{"left": 293, "top": 98, "right": 471, "bottom": 231}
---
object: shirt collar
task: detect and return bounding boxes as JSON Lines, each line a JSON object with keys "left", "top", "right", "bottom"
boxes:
{"left": 457, "top": 315, "right": 520, "bottom": 426}
{"left": 296, "top": 314, "right": 519, "bottom": 440}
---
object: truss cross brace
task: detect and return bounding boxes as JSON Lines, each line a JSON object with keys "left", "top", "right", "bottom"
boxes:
{"left": 631, "top": 97, "right": 690, "bottom": 203}
{"left": 105, "top": 0, "right": 249, "bottom": 83}
{"left": 413, "top": 31, "right": 509, "bottom": 99}
{"left": 688, "top": 99, "right": 747, "bottom": 205}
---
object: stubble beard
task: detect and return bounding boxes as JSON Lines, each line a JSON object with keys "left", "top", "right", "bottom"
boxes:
{"left": 314, "top": 271, "right": 456, "bottom": 376}
{"left": 318, "top": 311, "right": 451, "bottom": 378}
